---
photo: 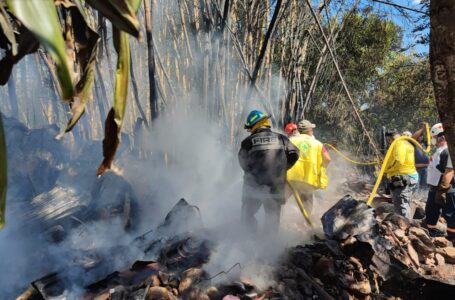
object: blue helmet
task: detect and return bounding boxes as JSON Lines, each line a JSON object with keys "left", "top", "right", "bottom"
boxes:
{"left": 244, "top": 110, "right": 270, "bottom": 129}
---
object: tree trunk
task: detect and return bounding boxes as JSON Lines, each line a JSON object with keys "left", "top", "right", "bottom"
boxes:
{"left": 144, "top": 0, "right": 159, "bottom": 122}
{"left": 430, "top": 0, "right": 455, "bottom": 162}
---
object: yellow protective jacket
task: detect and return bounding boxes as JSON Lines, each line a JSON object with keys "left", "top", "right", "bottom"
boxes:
{"left": 385, "top": 139, "right": 417, "bottom": 178}
{"left": 287, "top": 134, "right": 327, "bottom": 189}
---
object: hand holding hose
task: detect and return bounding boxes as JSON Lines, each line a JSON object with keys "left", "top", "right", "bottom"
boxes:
{"left": 366, "top": 123, "right": 432, "bottom": 206}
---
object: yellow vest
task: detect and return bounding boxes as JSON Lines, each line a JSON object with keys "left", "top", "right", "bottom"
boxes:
{"left": 385, "top": 139, "right": 417, "bottom": 178}
{"left": 287, "top": 134, "right": 327, "bottom": 189}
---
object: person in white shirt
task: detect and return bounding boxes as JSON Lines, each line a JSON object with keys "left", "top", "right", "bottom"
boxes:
{"left": 424, "top": 123, "right": 455, "bottom": 244}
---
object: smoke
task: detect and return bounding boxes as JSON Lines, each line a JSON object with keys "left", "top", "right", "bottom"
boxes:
{"left": 0, "top": 1, "right": 362, "bottom": 298}
{"left": 0, "top": 97, "right": 357, "bottom": 299}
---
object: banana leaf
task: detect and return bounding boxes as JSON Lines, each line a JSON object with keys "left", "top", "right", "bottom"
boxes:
{"left": 97, "top": 0, "right": 141, "bottom": 175}
{"left": 0, "top": 113, "right": 7, "bottom": 229}
{"left": 85, "top": 0, "right": 140, "bottom": 38}
{"left": 6, "top": 0, "right": 74, "bottom": 100}
{"left": 97, "top": 29, "right": 130, "bottom": 176}
{"left": 64, "top": 1, "right": 100, "bottom": 132}
{"left": 0, "top": 8, "right": 40, "bottom": 86}
{"left": 0, "top": 5, "right": 17, "bottom": 55}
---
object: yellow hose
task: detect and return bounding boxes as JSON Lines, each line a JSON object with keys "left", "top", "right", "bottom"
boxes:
{"left": 324, "top": 144, "right": 381, "bottom": 166}
{"left": 287, "top": 181, "right": 313, "bottom": 227}
{"left": 366, "top": 123, "right": 431, "bottom": 205}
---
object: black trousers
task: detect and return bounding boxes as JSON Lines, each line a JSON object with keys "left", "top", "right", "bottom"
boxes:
{"left": 425, "top": 186, "right": 455, "bottom": 230}
{"left": 241, "top": 183, "right": 284, "bottom": 234}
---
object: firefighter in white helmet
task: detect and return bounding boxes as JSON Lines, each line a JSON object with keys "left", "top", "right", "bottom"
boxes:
{"left": 424, "top": 123, "right": 455, "bottom": 244}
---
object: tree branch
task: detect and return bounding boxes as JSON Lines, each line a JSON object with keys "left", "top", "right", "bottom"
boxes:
{"left": 371, "top": 0, "right": 428, "bottom": 15}
{"left": 304, "top": 0, "right": 381, "bottom": 157}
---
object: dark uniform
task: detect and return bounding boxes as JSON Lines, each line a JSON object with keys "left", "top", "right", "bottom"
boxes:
{"left": 238, "top": 127, "right": 299, "bottom": 233}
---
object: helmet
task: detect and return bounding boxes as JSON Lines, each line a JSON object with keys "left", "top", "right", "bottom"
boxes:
{"left": 284, "top": 123, "right": 298, "bottom": 135}
{"left": 430, "top": 123, "right": 444, "bottom": 145}
{"left": 385, "top": 128, "right": 399, "bottom": 137}
{"left": 244, "top": 110, "right": 270, "bottom": 129}
{"left": 430, "top": 123, "right": 444, "bottom": 137}
{"left": 402, "top": 131, "right": 412, "bottom": 137}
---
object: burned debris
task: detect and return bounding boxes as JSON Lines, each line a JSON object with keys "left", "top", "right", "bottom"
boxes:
{"left": 15, "top": 198, "right": 270, "bottom": 300}
{"left": 17, "top": 195, "right": 455, "bottom": 299}
{"left": 276, "top": 196, "right": 455, "bottom": 299}
{"left": 7, "top": 121, "right": 455, "bottom": 299}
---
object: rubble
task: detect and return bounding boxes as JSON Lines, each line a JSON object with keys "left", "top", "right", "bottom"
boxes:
{"left": 276, "top": 195, "right": 455, "bottom": 299}
{"left": 16, "top": 195, "right": 455, "bottom": 299}
{"left": 15, "top": 198, "right": 277, "bottom": 300}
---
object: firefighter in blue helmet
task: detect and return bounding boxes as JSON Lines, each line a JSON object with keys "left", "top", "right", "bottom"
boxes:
{"left": 238, "top": 110, "right": 299, "bottom": 234}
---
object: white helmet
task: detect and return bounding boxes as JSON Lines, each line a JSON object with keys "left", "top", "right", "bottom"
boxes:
{"left": 402, "top": 131, "right": 412, "bottom": 137}
{"left": 431, "top": 123, "right": 444, "bottom": 136}
{"left": 430, "top": 123, "right": 444, "bottom": 145}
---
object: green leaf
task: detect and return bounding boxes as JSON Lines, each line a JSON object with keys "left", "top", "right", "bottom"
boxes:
{"left": 85, "top": 0, "right": 140, "bottom": 38}
{"left": 97, "top": 28, "right": 130, "bottom": 175}
{"left": 97, "top": 0, "right": 141, "bottom": 175}
{"left": 6, "top": 0, "right": 74, "bottom": 100}
{"left": 0, "top": 113, "right": 7, "bottom": 230}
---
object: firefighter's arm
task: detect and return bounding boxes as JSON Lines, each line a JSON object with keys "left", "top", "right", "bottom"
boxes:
{"left": 238, "top": 146, "right": 249, "bottom": 171}
{"left": 285, "top": 139, "right": 299, "bottom": 169}
{"left": 412, "top": 122, "right": 428, "bottom": 140}
{"left": 436, "top": 168, "right": 453, "bottom": 204}
{"left": 440, "top": 168, "right": 454, "bottom": 189}
{"left": 436, "top": 154, "right": 453, "bottom": 204}
{"left": 322, "top": 145, "right": 331, "bottom": 167}
{"left": 441, "top": 153, "right": 454, "bottom": 189}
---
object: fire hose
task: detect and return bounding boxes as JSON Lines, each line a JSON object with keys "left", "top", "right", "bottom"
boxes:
{"left": 366, "top": 123, "right": 431, "bottom": 205}
{"left": 287, "top": 181, "right": 313, "bottom": 227}
{"left": 324, "top": 143, "right": 381, "bottom": 166}
{"left": 287, "top": 124, "right": 431, "bottom": 227}
{"left": 322, "top": 124, "right": 431, "bottom": 206}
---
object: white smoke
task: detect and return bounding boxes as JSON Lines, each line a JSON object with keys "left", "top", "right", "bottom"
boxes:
{"left": 0, "top": 1, "right": 362, "bottom": 298}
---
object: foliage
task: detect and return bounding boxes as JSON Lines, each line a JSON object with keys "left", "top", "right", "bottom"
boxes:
{"left": 366, "top": 55, "right": 438, "bottom": 132}
{"left": 0, "top": 0, "right": 143, "bottom": 227}
{"left": 0, "top": 0, "right": 142, "bottom": 176}
{"left": 307, "top": 11, "right": 406, "bottom": 150}
{"left": 6, "top": 0, "right": 75, "bottom": 100}
{"left": 98, "top": 0, "right": 141, "bottom": 175}
{"left": 336, "top": 11, "right": 402, "bottom": 92}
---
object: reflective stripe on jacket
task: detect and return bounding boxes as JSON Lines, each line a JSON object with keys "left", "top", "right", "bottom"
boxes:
{"left": 238, "top": 128, "right": 299, "bottom": 188}
{"left": 287, "top": 134, "right": 327, "bottom": 189}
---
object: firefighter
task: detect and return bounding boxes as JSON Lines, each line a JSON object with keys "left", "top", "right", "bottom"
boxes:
{"left": 238, "top": 110, "right": 299, "bottom": 234}
{"left": 424, "top": 123, "right": 455, "bottom": 243}
{"left": 286, "top": 120, "right": 331, "bottom": 214}
{"left": 284, "top": 123, "right": 299, "bottom": 137}
{"left": 384, "top": 129, "right": 418, "bottom": 218}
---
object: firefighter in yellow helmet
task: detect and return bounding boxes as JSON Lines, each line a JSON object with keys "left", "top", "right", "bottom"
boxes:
{"left": 287, "top": 120, "right": 331, "bottom": 214}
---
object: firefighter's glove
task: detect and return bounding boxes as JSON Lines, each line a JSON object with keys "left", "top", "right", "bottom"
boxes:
{"left": 436, "top": 183, "right": 450, "bottom": 206}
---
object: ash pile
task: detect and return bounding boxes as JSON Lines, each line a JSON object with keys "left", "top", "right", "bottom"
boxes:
{"left": 16, "top": 199, "right": 280, "bottom": 300}
{"left": 18, "top": 195, "right": 455, "bottom": 300}
{"left": 277, "top": 196, "right": 455, "bottom": 299}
